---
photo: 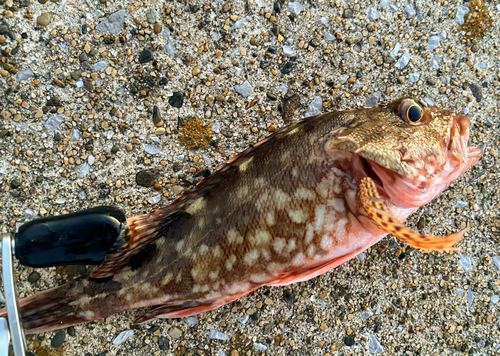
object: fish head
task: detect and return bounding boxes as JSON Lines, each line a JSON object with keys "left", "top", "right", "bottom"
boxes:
{"left": 329, "top": 97, "right": 482, "bottom": 208}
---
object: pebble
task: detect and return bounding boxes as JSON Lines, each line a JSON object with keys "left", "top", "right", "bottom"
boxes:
{"left": 51, "top": 331, "right": 66, "bottom": 348}
{"left": 389, "top": 42, "right": 401, "bottom": 58}
{"left": 144, "top": 144, "right": 161, "bottom": 155}
{"left": 78, "top": 191, "right": 87, "bottom": 200}
{"left": 317, "top": 17, "right": 328, "bottom": 25}
{"left": 408, "top": 72, "right": 420, "bottom": 83}
{"left": 360, "top": 309, "right": 373, "bottom": 319}
{"left": 427, "top": 36, "right": 440, "bottom": 51}
{"left": 28, "top": 271, "right": 41, "bottom": 283}
{"left": 37, "top": 12, "right": 52, "bottom": 26}
{"left": 234, "top": 80, "right": 254, "bottom": 98}
{"left": 212, "top": 121, "right": 220, "bottom": 133}
{"left": 305, "top": 96, "right": 322, "bottom": 117}
{"left": 344, "top": 335, "right": 355, "bottom": 346}
{"left": 78, "top": 163, "right": 90, "bottom": 179}
{"left": 389, "top": 3, "right": 398, "bottom": 12}
{"left": 378, "top": 0, "right": 389, "bottom": 7}
{"left": 16, "top": 68, "right": 34, "bottom": 82}
{"left": 367, "top": 8, "right": 380, "bottom": 22}
{"left": 158, "top": 337, "right": 169, "bottom": 350}
{"left": 467, "top": 288, "right": 474, "bottom": 308}
{"left": 96, "top": 9, "right": 126, "bottom": 34}
{"left": 70, "top": 129, "right": 80, "bottom": 142}
{"left": 209, "top": 329, "right": 229, "bottom": 341}
{"left": 169, "top": 92, "right": 184, "bottom": 107}
{"left": 369, "top": 335, "right": 384, "bottom": 354}
{"left": 288, "top": 1, "right": 303, "bottom": 16}
{"left": 254, "top": 343, "right": 267, "bottom": 351}
{"left": 93, "top": 61, "right": 107, "bottom": 71}
{"left": 430, "top": 59, "right": 439, "bottom": 69}
{"left": 112, "top": 330, "right": 134, "bottom": 345}
{"left": 229, "top": 18, "right": 247, "bottom": 30}
{"left": 24, "top": 208, "right": 35, "bottom": 219}
{"left": 154, "top": 22, "right": 162, "bottom": 34}
{"left": 136, "top": 169, "right": 157, "bottom": 187}
{"left": 491, "top": 256, "right": 500, "bottom": 270}
{"left": 168, "top": 327, "right": 182, "bottom": 339}
{"left": 395, "top": 52, "right": 411, "bottom": 68}
{"left": 325, "top": 32, "right": 335, "bottom": 41}
{"left": 280, "top": 61, "right": 293, "bottom": 75}
{"left": 459, "top": 254, "right": 472, "bottom": 271}
{"left": 455, "top": 5, "right": 469, "bottom": 25}
{"left": 148, "top": 195, "right": 161, "bottom": 205}
{"left": 162, "top": 28, "right": 171, "bottom": 39}
{"left": 343, "top": 8, "right": 353, "bottom": 18}
{"left": 152, "top": 105, "right": 163, "bottom": 126}
{"left": 365, "top": 91, "right": 382, "bottom": 107}
{"left": 469, "top": 83, "right": 482, "bottom": 102}
{"left": 237, "top": 314, "right": 249, "bottom": 324}
{"left": 146, "top": 9, "right": 156, "bottom": 24}
{"left": 165, "top": 39, "right": 177, "bottom": 57}
{"left": 184, "top": 316, "right": 198, "bottom": 327}
{"left": 45, "top": 113, "right": 64, "bottom": 131}
{"left": 491, "top": 295, "right": 499, "bottom": 305}
{"left": 404, "top": 4, "right": 416, "bottom": 18}
{"left": 139, "top": 49, "right": 154, "bottom": 64}
{"left": 283, "top": 45, "right": 295, "bottom": 55}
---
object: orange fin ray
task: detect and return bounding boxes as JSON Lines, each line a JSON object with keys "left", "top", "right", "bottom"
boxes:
{"left": 358, "top": 177, "right": 464, "bottom": 252}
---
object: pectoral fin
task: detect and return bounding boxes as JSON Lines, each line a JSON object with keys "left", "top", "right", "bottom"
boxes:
{"left": 358, "top": 177, "right": 465, "bottom": 252}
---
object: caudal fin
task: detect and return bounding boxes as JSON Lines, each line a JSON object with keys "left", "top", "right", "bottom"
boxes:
{"left": 0, "top": 278, "right": 122, "bottom": 335}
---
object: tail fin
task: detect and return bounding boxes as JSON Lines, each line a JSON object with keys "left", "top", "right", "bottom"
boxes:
{"left": 0, "top": 278, "right": 122, "bottom": 335}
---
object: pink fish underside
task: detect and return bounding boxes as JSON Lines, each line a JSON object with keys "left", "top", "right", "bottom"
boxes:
{"left": 13, "top": 111, "right": 415, "bottom": 333}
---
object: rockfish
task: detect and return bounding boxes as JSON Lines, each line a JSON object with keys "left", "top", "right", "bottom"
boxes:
{"left": 1, "top": 97, "right": 482, "bottom": 334}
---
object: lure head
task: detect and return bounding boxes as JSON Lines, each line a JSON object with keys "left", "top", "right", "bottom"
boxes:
{"left": 329, "top": 97, "right": 483, "bottom": 208}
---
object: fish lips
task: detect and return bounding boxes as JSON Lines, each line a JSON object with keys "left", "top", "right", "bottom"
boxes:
{"left": 328, "top": 114, "right": 482, "bottom": 209}
{"left": 360, "top": 114, "right": 482, "bottom": 208}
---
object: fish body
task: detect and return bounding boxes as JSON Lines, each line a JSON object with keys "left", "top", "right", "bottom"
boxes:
{"left": 2, "top": 97, "right": 482, "bottom": 334}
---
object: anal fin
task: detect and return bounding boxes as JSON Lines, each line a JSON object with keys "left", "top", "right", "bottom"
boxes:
{"left": 134, "top": 291, "right": 252, "bottom": 324}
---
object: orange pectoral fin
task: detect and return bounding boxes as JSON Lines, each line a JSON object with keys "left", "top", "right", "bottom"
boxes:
{"left": 358, "top": 177, "right": 465, "bottom": 252}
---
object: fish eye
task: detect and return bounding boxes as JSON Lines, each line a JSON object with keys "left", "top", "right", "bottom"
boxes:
{"left": 399, "top": 100, "right": 424, "bottom": 124}
{"left": 406, "top": 105, "right": 423, "bottom": 122}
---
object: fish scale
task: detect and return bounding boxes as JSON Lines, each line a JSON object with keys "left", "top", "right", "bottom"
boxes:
{"left": 0, "top": 97, "right": 482, "bottom": 334}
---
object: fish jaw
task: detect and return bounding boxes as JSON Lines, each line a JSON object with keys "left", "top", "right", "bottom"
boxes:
{"left": 369, "top": 113, "right": 481, "bottom": 208}
{"left": 331, "top": 110, "right": 482, "bottom": 209}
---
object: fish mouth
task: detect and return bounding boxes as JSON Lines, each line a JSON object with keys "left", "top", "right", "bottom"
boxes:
{"left": 361, "top": 114, "right": 482, "bottom": 208}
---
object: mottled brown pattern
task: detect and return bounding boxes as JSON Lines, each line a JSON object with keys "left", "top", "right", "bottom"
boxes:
{"left": 5, "top": 97, "right": 481, "bottom": 334}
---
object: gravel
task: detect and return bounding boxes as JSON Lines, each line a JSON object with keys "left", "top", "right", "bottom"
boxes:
{"left": 234, "top": 80, "right": 254, "bottom": 98}
{"left": 16, "top": 68, "right": 34, "bottom": 82}
{"left": 95, "top": 9, "right": 126, "bottom": 34}
{"left": 304, "top": 96, "right": 322, "bottom": 117}
{"left": 1, "top": 0, "right": 499, "bottom": 355}
{"left": 395, "top": 52, "right": 411, "bottom": 68}
{"left": 112, "top": 330, "right": 134, "bottom": 345}
{"left": 455, "top": 5, "right": 470, "bottom": 24}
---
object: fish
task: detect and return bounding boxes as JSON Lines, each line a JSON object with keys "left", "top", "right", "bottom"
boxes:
{"left": 0, "top": 97, "right": 482, "bottom": 334}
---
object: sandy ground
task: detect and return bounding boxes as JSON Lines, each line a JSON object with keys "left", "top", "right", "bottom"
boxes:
{"left": 1, "top": 0, "right": 500, "bottom": 355}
